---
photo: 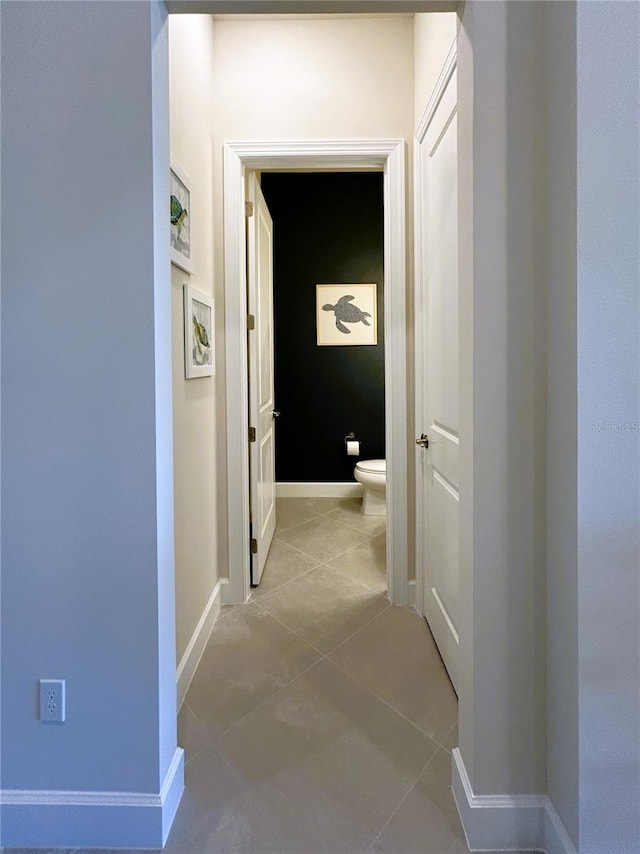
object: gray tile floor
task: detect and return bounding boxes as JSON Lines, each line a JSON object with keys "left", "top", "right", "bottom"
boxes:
{"left": 168, "top": 496, "right": 466, "bottom": 853}
{"left": 10, "top": 498, "right": 490, "bottom": 854}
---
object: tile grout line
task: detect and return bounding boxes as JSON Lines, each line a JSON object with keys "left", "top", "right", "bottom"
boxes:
{"left": 251, "top": 596, "right": 328, "bottom": 657}
{"left": 187, "top": 569, "right": 391, "bottom": 749}
{"left": 328, "top": 653, "right": 451, "bottom": 750}
{"left": 276, "top": 519, "right": 376, "bottom": 563}
{"left": 442, "top": 718, "right": 459, "bottom": 752}
{"left": 195, "top": 601, "right": 395, "bottom": 749}
{"left": 256, "top": 565, "right": 391, "bottom": 649}
{"left": 277, "top": 532, "right": 379, "bottom": 566}
{"left": 250, "top": 561, "right": 320, "bottom": 604}
{"left": 212, "top": 652, "right": 330, "bottom": 745}
{"left": 323, "top": 510, "right": 388, "bottom": 538}
{"left": 366, "top": 746, "right": 443, "bottom": 853}
{"left": 320, "top": 557, "right": 388, "bottom": 597}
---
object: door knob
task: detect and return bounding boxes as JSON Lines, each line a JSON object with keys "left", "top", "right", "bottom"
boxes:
{"left": 272, "top": 411, "right": 281, "bottom": 418}
{"left": 416, "top": 433, "right": 429, "bottom": 449}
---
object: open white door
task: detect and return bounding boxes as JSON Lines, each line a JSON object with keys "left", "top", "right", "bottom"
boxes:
{"left": 247, "top": 173, "right": 276, "bottom": 586}
{"left": 416, "top": 61, "right": 461, "bottom": 693}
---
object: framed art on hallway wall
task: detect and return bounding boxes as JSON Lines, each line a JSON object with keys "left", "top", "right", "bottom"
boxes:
{"left": 183, "top": 283, "right": 214, "bottom": 378}
{"left": 170, "top": 159, "right": 193, "bottom": 273}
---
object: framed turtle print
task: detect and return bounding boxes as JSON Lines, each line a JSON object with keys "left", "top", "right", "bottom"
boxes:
{"left": 316, "top": 284, "right": 377, "bottom": 346}
{"left": 184, "top": 283, "right": 214, "bottom": 378}
{"left": 170, "top": 159, "right": 193, "bottom": 274}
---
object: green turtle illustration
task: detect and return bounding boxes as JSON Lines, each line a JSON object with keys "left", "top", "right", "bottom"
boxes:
{"left": 170, "top": 195, "right": 188, "bottom": 229}
{"left": 322, "top": 294, "right": 372, "bottom": 334}
{"left": 192, "top": 316, "right": 210, "bottom": 359}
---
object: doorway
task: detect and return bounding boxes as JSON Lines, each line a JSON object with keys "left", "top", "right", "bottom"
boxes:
{"left": 221, "top": 140, "right": 409, "bottom": 607}
{"left": 250, "top": 170, "right": 386, "bottom": 590}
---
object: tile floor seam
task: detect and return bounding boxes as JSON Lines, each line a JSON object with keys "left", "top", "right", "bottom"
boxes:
{"left": 327, "top": 653, "right": 446, "bottom": 748}
{"left": 274, "top": 512, "right": 357, "bottom": 542}
{"left": 210, "top": 652, "right": 330, "bottom": 745}
{"left": 322, "top": 557, "right": 389, "bottom": 597}
{"left": 249, "top": 561, "right": 320, "bottom": 602}
{"left": 181, "top": 604, "right": 325, "bottom": 750}
{"left": 324, "top": 512, "right": 387, "bottom": 537}
{"left": 180, "top": 694, "right": 218, "bottom": 767}
{"left": 317, "top": 532, "right": 380, "bottom": 564}
{"left": 275, "top": 532, "right": 372, "bottom": 568}
{"left": 251, "top": 596, "right": 329, "bottom": 657}
{"left": 276, "top": 519, "right": 372, "bottom": 563}
{"left": 442, "top": 719, "right": 459, "bottom": 752}
{"left": 254, "top": 564, "right": 390, "bottom": 650}
{"left": 365, "top": 745, "right": 442, "bottom": 853}
{"left": 273, "top": 533, "right": 326, "bottom": 561}
{"left": 274, "top": 514, "right": 321, "bottom": 535}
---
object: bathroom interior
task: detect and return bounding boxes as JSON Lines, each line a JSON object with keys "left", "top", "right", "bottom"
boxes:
{"left": 259, "top": 169, "right": 388, "bottom": 593}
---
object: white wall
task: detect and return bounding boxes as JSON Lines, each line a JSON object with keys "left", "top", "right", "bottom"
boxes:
{"left": 413, "top": 12, "right": 456, "bottom": 124}
{"left": 457, "top": 0, "right": 547, "bottom": 799}
{"left": 0, "top": 1, "right": 181, "bottom": 848}
{"left": 169, "top": 16, "right": 221, "bottom": 668}
{"left": 209, "top": 15, "right": 415, "bottom": 582}
{"left": 576, "top": 3, "right": 640, "bottom": 851}
{"left": 543, "top": 1, "right": 578, "bottom": 844}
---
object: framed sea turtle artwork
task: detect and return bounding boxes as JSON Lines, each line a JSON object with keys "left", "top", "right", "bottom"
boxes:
{"left": 184, "top": 283, "right": 214, "bottom": 378}
{"left": 170, "top": 160, "right": 193, "bottom": 274}
{"left": 316, "top": 283, "right": 378, "bottom": 346}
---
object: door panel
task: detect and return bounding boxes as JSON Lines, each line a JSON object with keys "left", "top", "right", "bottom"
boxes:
{"left": 247, "top": 173, "right": 276, "bottom": 585}
{"left": 417, "top": 66, "right": 460, "bottom": 692}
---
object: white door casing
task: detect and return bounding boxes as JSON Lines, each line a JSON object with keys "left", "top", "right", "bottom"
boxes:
{"left": 222, "top": 140, "right": 407, "bottom": 606}
{"left": 247, "top": 173, "right": 276, "bottom": 585}
{"left": 415, "top": 45, "right": 461, "bottom": 693}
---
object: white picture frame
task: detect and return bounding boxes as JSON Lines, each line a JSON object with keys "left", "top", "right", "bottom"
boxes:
{"left": 316, "top": 283, "right": 378, "bottom": 346}
{"left": 184, "top": 283, "right": 214, "bottom": 378}
{"left": 170, "top": 159, "right": 193, "bottom": 274}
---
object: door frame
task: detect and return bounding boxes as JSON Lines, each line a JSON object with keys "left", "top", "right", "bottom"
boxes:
{"left": 414, "top": 41, "right": 457, "bottom": 620}
{"left": 221, "top": 139, "right": 408, "bottom": 606}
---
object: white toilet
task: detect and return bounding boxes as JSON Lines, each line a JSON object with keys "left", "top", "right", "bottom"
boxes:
{"left": 354, "top": 459, "right": 387, "bottom": 516}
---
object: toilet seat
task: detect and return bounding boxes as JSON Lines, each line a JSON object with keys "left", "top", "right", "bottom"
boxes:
{"left": 355, "top": 459, "right": 386, "bottom": 475}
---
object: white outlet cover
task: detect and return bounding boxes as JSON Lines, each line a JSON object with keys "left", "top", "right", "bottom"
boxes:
{"left": 39, "top": 678, "right": 65, "bottom": 722}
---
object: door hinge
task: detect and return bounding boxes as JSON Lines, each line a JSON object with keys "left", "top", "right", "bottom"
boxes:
{"left": 245, "top": 200, "right": 254, "bottom": 217}
{"left": 247, "top": 313, "right": 255, "bottom": 331}
{"left": 250, "top": 537, "right": 258, "bottom": 554}
{"left": 248, "top": 426, "right": 256, "bottom": 443}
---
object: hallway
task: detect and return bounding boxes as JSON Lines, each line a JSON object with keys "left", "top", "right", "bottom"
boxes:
{"left": 167, "top": 497, "right": 463, "bottom": 852}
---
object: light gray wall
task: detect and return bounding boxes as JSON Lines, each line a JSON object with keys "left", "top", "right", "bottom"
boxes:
{"left": 0, "top": 0, "right": 179, "bottom": 840}
{"left": 457, "top": 0, "right": 546, "bottom": 795}
{"left": 543, "top": 1, "right": 579, "bottom": 845}
{"left": 576, "top": 3, "right": 640, "bottom": 851}
{"left": 169, "top": 15, "right": 221, "bottom": 669}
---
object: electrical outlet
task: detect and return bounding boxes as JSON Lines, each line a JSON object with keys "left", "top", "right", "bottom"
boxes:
{"left": 39, "top": 678, "right": 65, "bottom": 722}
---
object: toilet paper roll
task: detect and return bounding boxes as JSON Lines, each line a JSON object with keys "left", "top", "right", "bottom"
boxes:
{"left": 346, "top": 440, "right": 360, "bottom": 456}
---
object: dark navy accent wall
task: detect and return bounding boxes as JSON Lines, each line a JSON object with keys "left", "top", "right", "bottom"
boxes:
{"left": 261, "top": 172, "right": 385, "bottom": 482}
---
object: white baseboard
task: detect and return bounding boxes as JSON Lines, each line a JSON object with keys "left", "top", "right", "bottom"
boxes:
{"left": 176, "top": 579, "right": 223, "bottom": 708}
{"left": 0, "top": 748, "right": 184, "bottom": 848}
{"left": 544, "top": 799, "right": 578, "bottom": 854}
{"left": 452, "top": 748, "right": 576, "bottom": 853}
{"left": 276, "top": 482, "right": 364, "bottom": 498}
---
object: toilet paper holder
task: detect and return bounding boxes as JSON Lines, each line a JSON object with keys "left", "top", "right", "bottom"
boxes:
{"left": 345, "top": 432, "right": 361, "bottom": 457}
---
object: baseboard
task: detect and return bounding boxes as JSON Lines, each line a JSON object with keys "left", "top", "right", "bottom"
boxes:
{"left": 176, "top": 579, "right": 222, "bottom": 708}
{"left": 452, "top": 748, "right": 576, "bottom": 853}
{"left": 276, "top": 481, "right": 364, "bottom": 498}
{"left": 0, "top": 748, "right": 184, "bottom": 848}
{"left": 544, "top": 800, "right": 578, "bottom": 854}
